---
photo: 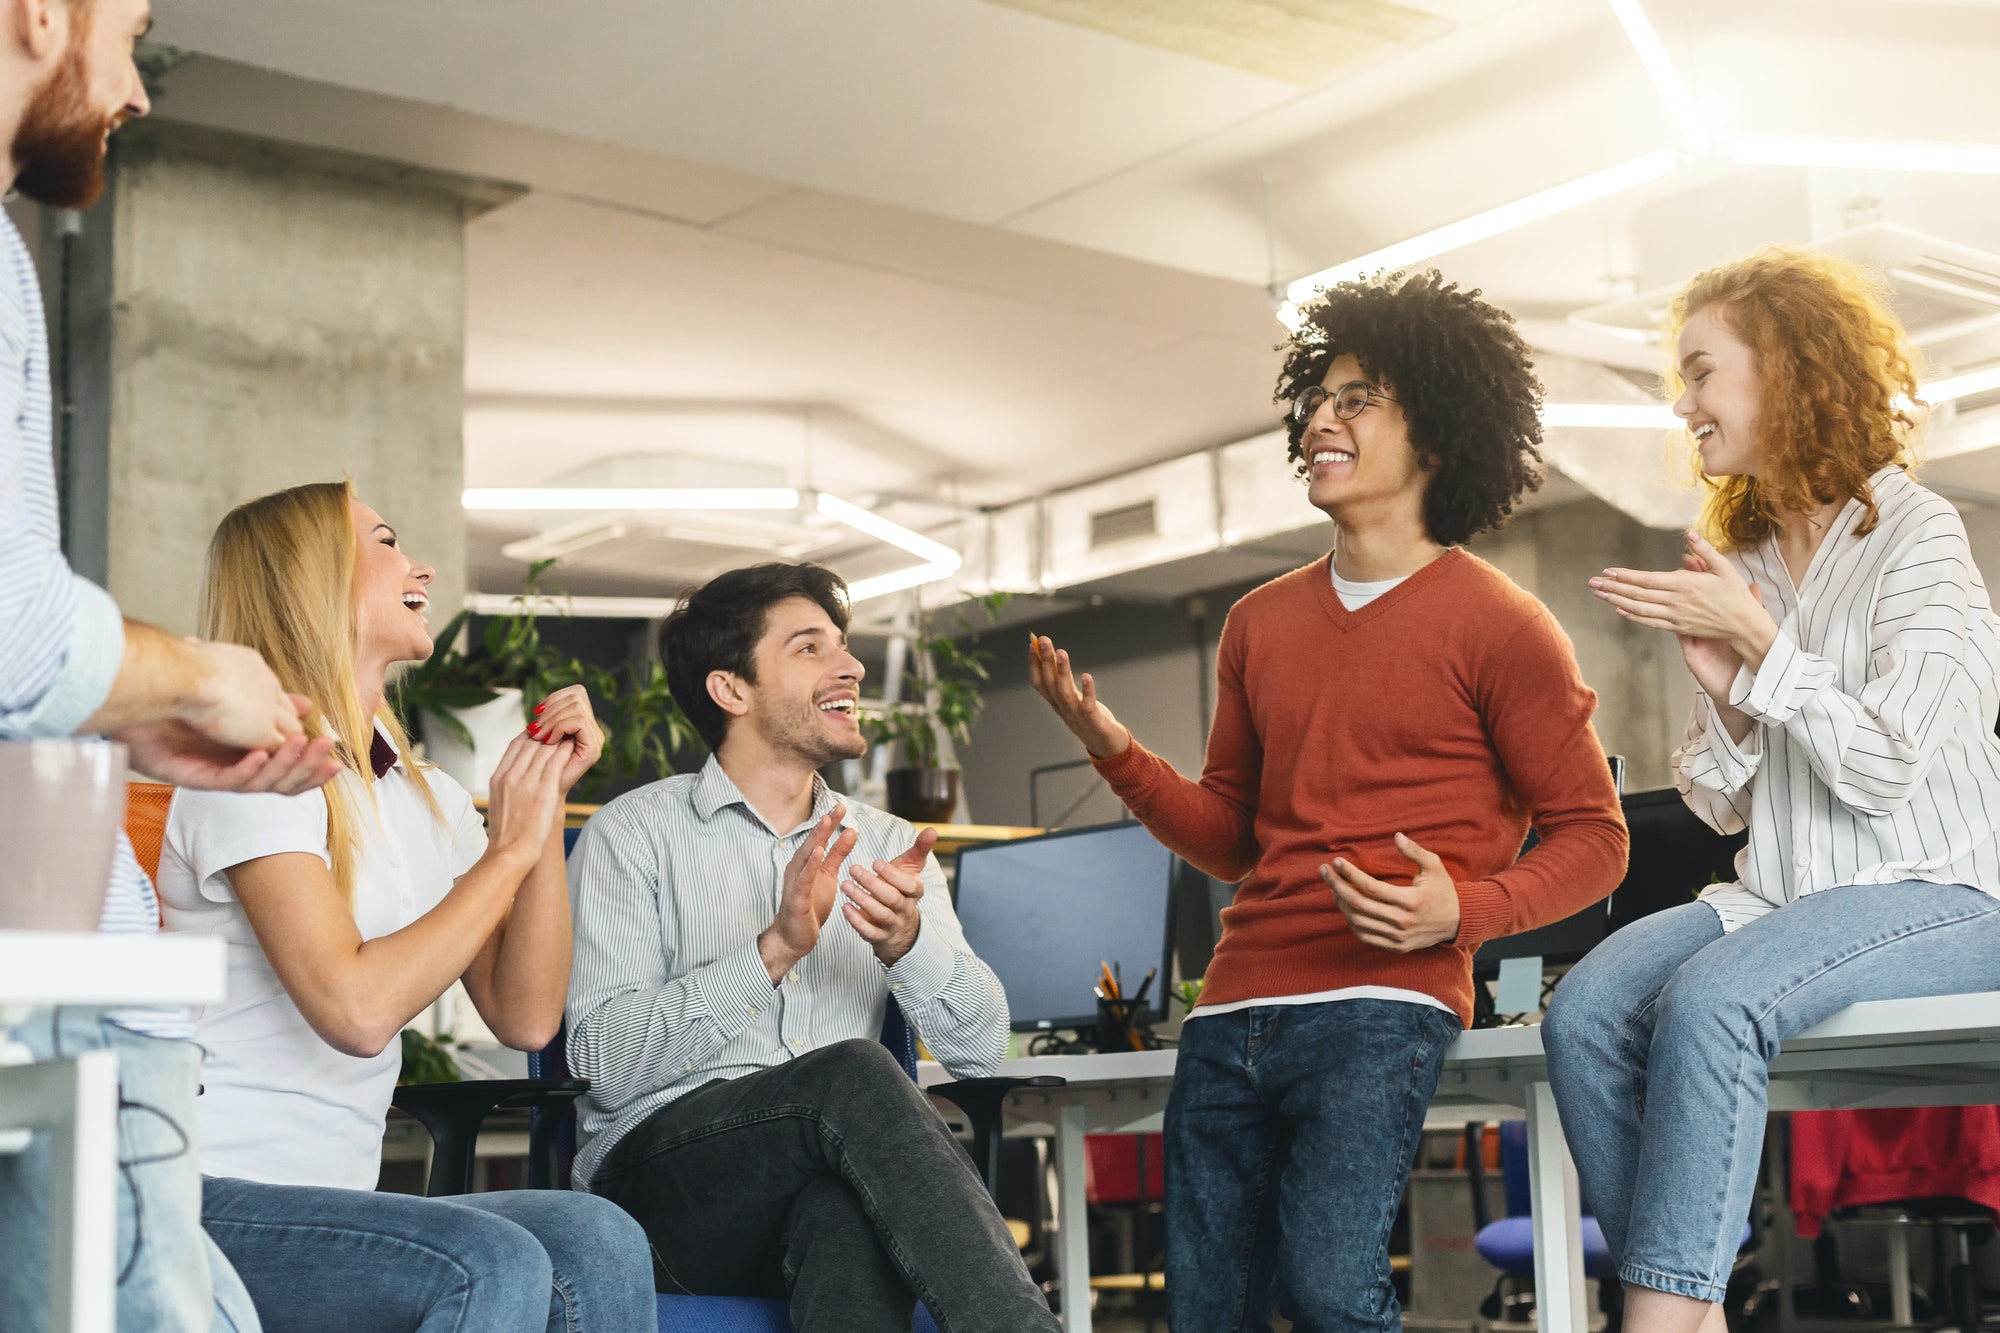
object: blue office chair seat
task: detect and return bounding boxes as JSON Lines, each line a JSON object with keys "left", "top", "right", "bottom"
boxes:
{"left": 1474, "top": 1214, "right": 1616, "bottom": 1280}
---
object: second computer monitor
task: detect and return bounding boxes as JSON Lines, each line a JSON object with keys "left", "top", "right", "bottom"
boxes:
{"left": 954, "top": 821, "right": 1176, "bottom": 1033}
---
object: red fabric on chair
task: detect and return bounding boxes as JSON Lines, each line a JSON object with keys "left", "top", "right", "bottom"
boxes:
{"left": 1085, "top": 1134, "right": 1164, "bottom": 1206}
{"left": 1790, "top": 1107, "right": 2000, "bottom": 1238}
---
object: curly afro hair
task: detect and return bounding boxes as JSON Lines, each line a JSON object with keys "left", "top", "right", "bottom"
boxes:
{"left": 1276, "top": 270, "right": 1545, "bottom": 547}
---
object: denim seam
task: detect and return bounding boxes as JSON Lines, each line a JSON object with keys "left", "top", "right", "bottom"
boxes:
{"left": 1371, "top": 1018, "right": 1449, "bottom": 1331}
{"left": 1745, "top": 903, "right": 2000, "bottom": 1034}
{"left": 810, "top": 1116, "right": 957, "bottom": 1333}
{"left": 1229, "top": 1127, "right": 1283, "bottom": 1332}
{"left": 1619, "top": 1259, "right": 1728, "bottom": 1303}
{"left": 550, "top": 1268, "right": 581, "bottom": 1333}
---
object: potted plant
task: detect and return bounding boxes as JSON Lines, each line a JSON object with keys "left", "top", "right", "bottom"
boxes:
{"left": 393, "top": 560, "right": 702, "bottom": 802}
{"left": 864, "top": 594, "right": 1007, "bottom": 823}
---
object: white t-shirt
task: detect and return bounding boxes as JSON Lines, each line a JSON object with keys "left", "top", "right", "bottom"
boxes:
{"left": 157, "top": 727, "right": 488, "bottom": 1189}
{"left": 1331, "top": 566, "right": 1408, "bottom": 611}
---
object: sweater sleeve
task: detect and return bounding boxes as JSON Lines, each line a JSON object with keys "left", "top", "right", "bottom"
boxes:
{"left": 1452, "top": 610, "right": 1629, "bottom": 949}
{"left": 1091, "top": 609, "right": 1261, "bottom": 882}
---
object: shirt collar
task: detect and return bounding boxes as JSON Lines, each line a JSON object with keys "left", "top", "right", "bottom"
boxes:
{"left": 692, "top": 754, "right": 854, "bottom": 837}
{"left": 368, "top": 720, "right": 402, "bottom": 780}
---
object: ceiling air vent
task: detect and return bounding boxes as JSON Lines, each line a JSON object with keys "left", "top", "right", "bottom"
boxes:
{"left": 1089, "top": 499, "right": 1158, "bottom": 550}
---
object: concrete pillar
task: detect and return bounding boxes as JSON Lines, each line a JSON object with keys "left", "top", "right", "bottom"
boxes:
{"left": 51, "top": 120, "right": 518, "bottom": 633}
{"left": 1472, "top": 498, "right": 1690, "bottom": 789}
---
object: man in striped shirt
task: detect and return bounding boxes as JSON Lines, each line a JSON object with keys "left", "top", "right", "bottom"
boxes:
{"left": 568, "top": 561, "right": 1059, "bottom": 1333}
{"left": 0, "top": 3, "right": 336, "bottom": 1329}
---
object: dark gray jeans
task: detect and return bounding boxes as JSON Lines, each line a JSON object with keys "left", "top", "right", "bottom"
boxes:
{"left": 589, "top": 1038, "right": 1058, "bottom": 1333}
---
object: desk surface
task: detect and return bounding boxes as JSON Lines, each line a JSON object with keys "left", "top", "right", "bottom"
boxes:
{"left": 928, "top": 991, "right": 2000, "bottom": 1120}
{"left": 0, "top": 931, "right": 226, "bottom": 1008}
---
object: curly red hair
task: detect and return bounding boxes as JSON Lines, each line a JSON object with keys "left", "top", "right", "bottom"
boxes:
{"left": 1665, "top": 247, "right": 1924, "bottom": 549}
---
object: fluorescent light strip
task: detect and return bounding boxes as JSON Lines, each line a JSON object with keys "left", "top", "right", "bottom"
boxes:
{"left": 814, "top": 492, "right": 962, "bottom": 569}
{"left": 1925, "top": 366, "right": 2000, "bottom": 404}
{"left": 462, "top": 487, "right": 800, "bottom": 511}
{"left": 1604, "top": 0, "right": 1709, "bottom": 151}
{"left": 846, "top": 561, "right": 961, "bottom": 603}
{"left": 464, "top": 593, "right": 680, "bottom": 619}
{"left": 1729, "top": 135, "right": 2000, "bottom": 175}
{"left": 1283, "top": 149, "right": 1681, "bottom": 307}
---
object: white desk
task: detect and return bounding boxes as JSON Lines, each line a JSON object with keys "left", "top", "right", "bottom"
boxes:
{"left": 0, "top": 932, "right": 227, "bottom": 1333}
{"left": 926, "top": 993, "right": 2000, "bottom": 1333}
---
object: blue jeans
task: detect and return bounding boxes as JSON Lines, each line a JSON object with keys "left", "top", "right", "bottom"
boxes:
{"left": 1544, "top": 882, "right": 2000, "bottom": 1303}
{"left": 202, "top": 1176, "right": 657, "bottom": 1333}
{"left": 0, "top": 1008, "right": 259, "bottom": 1333}
{"left": 1166, "top": 998, "right": 1462, "bottom": 1333}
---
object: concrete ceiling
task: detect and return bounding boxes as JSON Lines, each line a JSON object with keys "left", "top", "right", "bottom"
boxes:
{"left": 143, "top": 0, "right": 2000, "bottom": 599}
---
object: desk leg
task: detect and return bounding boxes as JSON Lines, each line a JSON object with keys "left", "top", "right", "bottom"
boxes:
{"left": 1526, "top": 1081, "right": 1586, "bottom": 1333}
{"left": 0, "top": 1050, "right": 119, "bottom": 1333}
{"left": 1054, "top": 1103, "right": 1092, "bottom": 1333}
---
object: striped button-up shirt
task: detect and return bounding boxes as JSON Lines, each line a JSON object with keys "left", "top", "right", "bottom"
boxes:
{"left": 0, "top": 215, "right": 177, "bottom": 1037}
{"left": 565, "top": 757, "right": 1009, "bottom": 1189}
{"left": 1680, "top": 466, "right": 2000, "bottom": 930}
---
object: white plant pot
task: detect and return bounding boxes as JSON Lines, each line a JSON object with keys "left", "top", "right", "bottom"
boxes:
{"left": 421, "top": 688, "right": 524, "bottom": 798}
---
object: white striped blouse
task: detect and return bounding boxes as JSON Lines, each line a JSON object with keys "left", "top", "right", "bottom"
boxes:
{"left": 565, "top": 757, "right": 1009, "bottom": 1190}
{"left": 1679, "top": 465, "right": 2000, "bottom": 930}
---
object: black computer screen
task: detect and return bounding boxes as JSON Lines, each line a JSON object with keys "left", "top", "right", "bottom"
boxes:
{"left": 954, "top": 821, "right": 1176, "bottom": 1032}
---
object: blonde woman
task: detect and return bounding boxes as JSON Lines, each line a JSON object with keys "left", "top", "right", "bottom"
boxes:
{"left": 156, "top": 481, "right": 655, "bottom": 1332}
{"left": 1546, "top": 250, "right": 2000, "bottom": 1333}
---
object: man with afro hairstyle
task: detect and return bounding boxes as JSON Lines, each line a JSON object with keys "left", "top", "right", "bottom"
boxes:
{"left": 1030, "top": 270, "right": 1629, "bottom": 1331}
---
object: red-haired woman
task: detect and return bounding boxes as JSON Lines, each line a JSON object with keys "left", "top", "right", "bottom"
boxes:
{"left": 1546, "top": 248, "right": 2000, "bottom": 1333}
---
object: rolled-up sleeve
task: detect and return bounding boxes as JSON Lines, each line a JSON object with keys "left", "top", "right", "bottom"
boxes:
{"left": 0, "top": 555, "right": 124, "bottom": 738}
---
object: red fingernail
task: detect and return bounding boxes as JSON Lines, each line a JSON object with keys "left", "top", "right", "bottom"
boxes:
{"left": 534, "top": 703, "right": 546, "bottom": 714}
{"left": 527, "top": 723, "right": 540, "bottom": 734}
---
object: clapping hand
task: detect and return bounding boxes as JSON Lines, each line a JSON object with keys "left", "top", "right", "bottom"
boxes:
{"left": 840, "top": 827, "right": 937, "bottom": 966}
{"left": 759, "top": 809, "right": 860, "bottom": 982}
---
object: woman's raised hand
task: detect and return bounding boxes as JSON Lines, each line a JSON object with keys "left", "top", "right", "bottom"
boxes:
{"left": 482, "top": 731, "right": 568, "bottom": 866}
{"left": 526, "top": 684, "right": 603, "bottom": 795}
{"left": 1027, "top": 634, "right": 1132, "bottom": 760}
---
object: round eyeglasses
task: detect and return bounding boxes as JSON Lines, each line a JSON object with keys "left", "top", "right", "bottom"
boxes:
{"left": 1290, "top": 381, "right": 1398, "bottom": 426}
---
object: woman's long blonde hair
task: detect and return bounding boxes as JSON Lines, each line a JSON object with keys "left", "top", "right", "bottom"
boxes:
{"left": 199, "top": 479, "right": 441, "bottom": 902}
{"left": 1665, "top": 247, "right": 1925, "bottom": 550}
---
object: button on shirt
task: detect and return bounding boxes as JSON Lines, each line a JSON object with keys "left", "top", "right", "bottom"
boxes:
{"left": 157, "top": 726, "right": 488, "bottom": 1188}
{"left": 565, "top": 758, "right": 1009, "bottom": 1190}
{"left": 1678, "top": 467, "right": 2000, "bottom": 929}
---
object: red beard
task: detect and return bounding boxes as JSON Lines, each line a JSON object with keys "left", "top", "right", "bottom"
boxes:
{"left": 13, "top": 33, "right": 122, "bottom": 211}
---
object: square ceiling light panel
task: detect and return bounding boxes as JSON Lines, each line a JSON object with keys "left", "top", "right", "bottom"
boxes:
{"left": 985, "top": 0, "right": 1451, "bottom": 86}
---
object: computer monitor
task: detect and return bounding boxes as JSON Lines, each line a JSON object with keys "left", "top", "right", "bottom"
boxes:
{"left": 954, "top": 821, "right": 1176, "bottom": 1033}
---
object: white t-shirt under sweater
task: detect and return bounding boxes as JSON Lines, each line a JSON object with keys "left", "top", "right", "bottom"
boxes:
{"left": 1191, "top": 563, "right": 1454, "bottom": 1023}
{"left": 157, "top": 724, "right": 488, "bottom": 1189}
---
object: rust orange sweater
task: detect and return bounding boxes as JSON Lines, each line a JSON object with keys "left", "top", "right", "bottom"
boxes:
{"left": 1094, "top": 550, "right": 1628, "bottom": 1025}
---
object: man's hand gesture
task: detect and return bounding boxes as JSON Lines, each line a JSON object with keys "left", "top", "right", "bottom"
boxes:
{"left": 759, "top": 809, "right": 859, "bottom": 984}
{"left": 1322, "top": 833, "right": 1461, "bottom": 953}
{"left": 841, "top": 827, "right": 937, "bottom": 967}
{"left": 1026, "top": 635, "right": 1132, "bottom": 760}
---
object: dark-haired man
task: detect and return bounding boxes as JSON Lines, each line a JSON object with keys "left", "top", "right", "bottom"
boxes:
{"left": 0, "top": 3, "right": 339, "bottom": 1330}
{"left": 566, "top": 561, "right": 1059, "bottom": 1333}
{"left": 1031, "top": 272, "right": 1629, "bottom": 1331}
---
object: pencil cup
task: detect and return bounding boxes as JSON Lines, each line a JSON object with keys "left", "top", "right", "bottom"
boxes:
{"left": 1094, "top": 997, "right": 1157, "bottom": 1055}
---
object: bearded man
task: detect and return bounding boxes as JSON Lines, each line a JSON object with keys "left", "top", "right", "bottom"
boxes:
{"left": 0, "top": 3, "right": 342, "bottom": 1330}
{"left": 565, "top": 561, "right": 1061, "bottom": 1333}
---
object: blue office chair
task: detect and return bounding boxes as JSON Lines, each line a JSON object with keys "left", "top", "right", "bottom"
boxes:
{"left": 1465, "top": 1121, "right": 1752, "bottom": 1323}
{"left": 393, "top": 824, "right": 1061, "bottom": 1333}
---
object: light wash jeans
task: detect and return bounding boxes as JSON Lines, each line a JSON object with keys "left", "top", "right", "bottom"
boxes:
{"left": 202, "top": 1174, "right": 658, "bottom": 1333}
{"left": 0, "top": 1007, "right": 260, "bottom": 1333}
{"left": 1544, "top": 882, "right": 2000, "bottom": 1304}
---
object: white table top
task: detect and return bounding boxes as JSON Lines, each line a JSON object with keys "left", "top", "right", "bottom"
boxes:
{"left": 0, "top": 931, "right": 226, "bottom": 1008}
{"left": 927, "top": 991, "right": 2000, "bottom": 1117}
